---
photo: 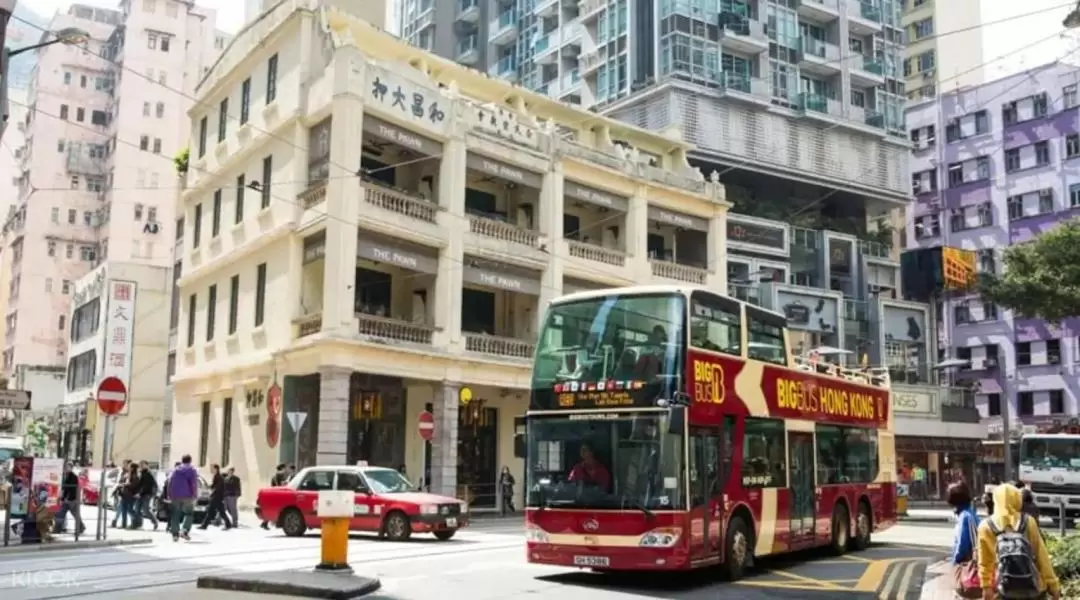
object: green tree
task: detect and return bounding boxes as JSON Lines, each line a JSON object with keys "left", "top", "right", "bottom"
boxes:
{"left": 979, "top": 218, "right": 1080, "bottom": 322}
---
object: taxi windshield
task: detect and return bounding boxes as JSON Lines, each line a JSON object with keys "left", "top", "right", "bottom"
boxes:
{"left": 363, "top": 468, "right": 414, "bottom": 493}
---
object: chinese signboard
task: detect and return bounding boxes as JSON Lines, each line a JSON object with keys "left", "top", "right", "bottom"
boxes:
{"left": 942, "top": 247, "right": 976, "bottom": 291}
{"left": 101, "top": 280, "right": 137, "bottom": 415}
{"left": 366, "top": 65, "right": 449, "bottom": 138}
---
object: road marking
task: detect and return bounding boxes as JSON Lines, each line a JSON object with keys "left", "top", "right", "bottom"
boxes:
{"left": 768, "top": 569, "right": 848, "bottom": 590}
{"left": 737, "top": 580, "right": 846, "bottom": 590}
{"left": 855, "top": 558, "right": 896, "bottom": 591}
{"left": 882, "top": 559, "right": 917, "bottom": 599}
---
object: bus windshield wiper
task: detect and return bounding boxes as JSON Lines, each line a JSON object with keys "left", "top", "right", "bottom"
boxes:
{"left": 621, "top": 496, "right": 654, "bottom": 519}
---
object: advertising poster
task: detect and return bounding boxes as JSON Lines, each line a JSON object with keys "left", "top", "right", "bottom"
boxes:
{"left": 31, "top": 458, "right": 63, "bottom": 513}
{"left": 5, "top": 457, "right": 33, "bottom": 546}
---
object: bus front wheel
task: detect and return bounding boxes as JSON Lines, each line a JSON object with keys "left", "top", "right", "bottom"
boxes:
{"left": 723, "top": 516, "right": 752, "bottom": 581}
{"left": 830, "top": 504, "right": 850, "bottom": 556}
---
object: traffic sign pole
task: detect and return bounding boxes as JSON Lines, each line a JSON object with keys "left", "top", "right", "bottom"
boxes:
{"left": 417, "top": 412, "right": 435, "bottom": 491}
{"left": 96, "top": 415, "right": 114, "bottom": 542}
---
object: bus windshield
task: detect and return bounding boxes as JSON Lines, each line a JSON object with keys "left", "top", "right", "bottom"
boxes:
{"left": 525, "top": 413, "right": 685, "bottom": 511}
{"left": 532, "top": 293, "right": 686, "bottom": 389}
{"left": 1021, "top": 437, "right": 1080, "bottom": 471}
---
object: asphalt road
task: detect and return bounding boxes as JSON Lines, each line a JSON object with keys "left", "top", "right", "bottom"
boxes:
{"left": 0, "top": 517, "right": 958, "bottom": 600}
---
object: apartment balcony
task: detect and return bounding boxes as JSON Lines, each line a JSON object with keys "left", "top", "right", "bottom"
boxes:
{"left": 798, "top": 37, "right": 842, "bottom": 75}
{"left": 864, "top": 111, "right": 885, "bottom": 129}
{"left": 941, "top": 388, "right": 980, "bottom": 423}
{"left": 797, "top": 92, "right": 843, "bottom": 120}
{"left": 718, "top": 15, "right": 768, "bottom": 54}
{"left": 579, "top": 0, "right": 604, "bottom": 22}
{"left": 796, "top": 0, "right": 840, "bottom": 22}
{"left": 413, "top": 6, "right": 435, "bottom": 32}
{"left": 457, "top": 36, "right": 480, "bottom": 65}
{"left": 488, "top": 56, "right": 518, "bottom": 81}
{"left": 457, "top": 0, "right": 480, "bottom": 23}
{"left": 562, "top": 20, "right": 582, "bottom": 49}
{"left": 298, "top": 181, "right": 327, "bottom": 210}
{"left": 650, "top": 260, "right": 709, "bottom": 285}
{"left": 849, "top": 55, "right": 886, "bottom": 88}
{"left": 847, "top": 1, "right": 883, "bottom": 34}
{"left": 535, "top": 0, "right": 559, "bottom": 17}
{"left": 534, "top": 29, "right": 561, "bottom": 63}
{"left": 718, "top": 73, "right": 771, "bottom": 107}
{"left": 489, "top": 10, "right": 519, "bottom": 46}
{"left": 466, "top": 214, "right": 546, "bottom": 264}
{"left": 358, "top": 177, "right": 442, "bottom": 241}
{"left": 560, "top": 69, "right": 581, "bottom": 95}
{"left": 66, "top": 148, "right": 107, "bottom": 177}
{"left": 579, "top": 50, "right": 602, "bottom": 75}
{"left": 566, "top": 240, "right": 631, "bottom": 281}
{"left": 464, "top": 332, "right": 536, "bottom": 361}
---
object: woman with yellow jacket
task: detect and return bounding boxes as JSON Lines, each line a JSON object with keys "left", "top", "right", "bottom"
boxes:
{"left": 977, "top": 484, "right": 1060, "bottom": 600}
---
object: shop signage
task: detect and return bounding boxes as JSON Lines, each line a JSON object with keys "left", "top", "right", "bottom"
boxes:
{"left": 776, "top": 290, "right": 838, "bottom": 333}
{"left": 564, "top": 181, "right": 628, "bottom": 212}
{"left": 465, "top": 154, "right": 543, "bottom": 188}
{"left": 101, "top": 280, "right": 137, "bottom": 416}
{"left": 647, "top": 207, "right": 708, "bottom": 232}
{"left": 362, "top": 115, "right": 442, "bottom": 156}
{"left": 356, "top": 237, "right": 438, "bottom": 274}
{"left": 303, "top": 232, "right": 326, "bottom": 264}
{"left": 463, "top": 264, "right": 541, "bottom": 295}
{"left": 366, "top": 65, "right": 448, "bottom": 134}
{"left": 893, "top": 390, "right": 934, "bottom": 414}
{"left": 829, "top": 237, "right": 854, "bottom": 273}
{"left": 883, "top": 305, "right": 926, "bottom": 343}
{"left": 727, "top": 218, "right": 786, "bottom": 250}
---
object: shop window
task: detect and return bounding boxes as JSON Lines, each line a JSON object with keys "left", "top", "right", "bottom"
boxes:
{"left": 741, "top": 418, "right": 785, "bottom": 488}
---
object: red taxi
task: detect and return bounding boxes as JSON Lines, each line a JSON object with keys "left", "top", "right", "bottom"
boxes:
{"left": 256, "top": 466, "right": 468, "bottom": 541}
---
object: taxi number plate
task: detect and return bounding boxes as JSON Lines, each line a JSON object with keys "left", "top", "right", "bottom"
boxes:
{"left": 573, "top": 555, "right": 610, "bottom": 567}
{"left": 445, "top": 517, "right": 457, "bottom": 527}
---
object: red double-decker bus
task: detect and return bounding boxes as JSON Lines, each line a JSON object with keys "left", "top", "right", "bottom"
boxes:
{"left": 524, "top": 285, "right": 896, "bottom": 579}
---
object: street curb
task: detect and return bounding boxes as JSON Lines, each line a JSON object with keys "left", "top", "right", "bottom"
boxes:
{"left": 0, "top": 537, "right": 152, "bottom": 555}
{"left": 899, "top": 516, "right": 954, "bottom": 524}
{"left": 198, "top": 571, "right": 382, "bottom": 599}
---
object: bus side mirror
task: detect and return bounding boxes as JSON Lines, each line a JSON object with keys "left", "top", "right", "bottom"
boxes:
{"left": 668, "top": 405, "right": 686, "bottom": 435}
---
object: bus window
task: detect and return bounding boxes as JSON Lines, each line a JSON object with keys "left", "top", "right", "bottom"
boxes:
{"left": 815, "top": 425, "right": 879, "bottom": 484}
{"left": 741, "top": 418, "right": 786, "bottom": 488}
{"left": 746, "top": 306, "right": 786, "bottom": 365}
{"left": 689, "top": 292, "right": 741, "bottom": 356}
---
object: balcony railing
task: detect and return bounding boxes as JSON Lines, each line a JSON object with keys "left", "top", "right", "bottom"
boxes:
{"left": 362, "top": 179, "right": 438, "bottom": 223}
{"left": 299, "top": 181, "right": 327, "bottom": 209}
{"left": 859, "top": 2, "right": 881, "bottom": 21}
{"left": 357, "top": 313, "right": 436, "bottom": 345}
{"left": 650, "top": 260, "right": 708, "bottom": 284}
{"left": 295, "top": 313, "right": 323, "bottom": 338}
{"left": 464, "top": 333, "right": 536, "bottom": 360}
{"left": 568, "top": 240, "right": 626, "bottom": 267}
{"left": 941, "top": 387, "right": 980, "bottom": 423}
{"left": 468, "top": 215, "right": 540, "bottom": 247}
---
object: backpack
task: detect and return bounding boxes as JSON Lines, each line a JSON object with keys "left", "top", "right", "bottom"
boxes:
{"left": 987, "top": 516, "right": 1043, "bottom": 599}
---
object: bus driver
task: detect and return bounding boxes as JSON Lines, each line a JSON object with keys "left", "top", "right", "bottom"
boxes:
{"left": 568, "top": 443, "right": 612, "bottom": 492}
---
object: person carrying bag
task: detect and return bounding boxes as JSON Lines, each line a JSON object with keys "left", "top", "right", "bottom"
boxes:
{"left": 947, "top": 481, "right": 983, "bottom": 599}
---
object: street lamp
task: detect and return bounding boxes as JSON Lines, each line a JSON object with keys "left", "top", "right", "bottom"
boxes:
{"left": 8, "top": 26, "right": 90, "bottom": 58}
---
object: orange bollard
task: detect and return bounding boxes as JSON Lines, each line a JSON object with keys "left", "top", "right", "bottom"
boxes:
{"left": 316, "top": 517, "right": 352, "bottom": 572}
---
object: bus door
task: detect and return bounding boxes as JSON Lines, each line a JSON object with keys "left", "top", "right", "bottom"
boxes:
{"left": 787, "top": 431, "right": 817, "bottom": 549}
{"left": 689, "top": 426, "right": 723, "bottom": 563}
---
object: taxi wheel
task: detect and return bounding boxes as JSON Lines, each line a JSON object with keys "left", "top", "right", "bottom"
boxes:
{"left": 851, "top": 501, "right": 872, "bottom": 551}
{"left": 433, "top": 530, "right": 455, "bottom": 541}
{"left": 830, "top": 504, "right": 850, "bottom": 556}
{"left": 723, "top": 516, "right": 751, "bottom": 581}
{"left": 280, "top": 508, "right": 306, "bottom": 537}
{"left": 383, "top": 511, "right": 412, "bottom": 541}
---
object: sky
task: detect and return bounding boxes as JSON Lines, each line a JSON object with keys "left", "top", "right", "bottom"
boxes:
{"left": 29, "top": 0, "right": 245, "bottom": 33}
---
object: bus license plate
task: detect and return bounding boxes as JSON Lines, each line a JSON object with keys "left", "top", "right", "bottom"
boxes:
{"left": 445, "top": 518, "right": 457, "bottom": 528}
{"left": 573, "top": 555, "right": 610, "bottom": 567}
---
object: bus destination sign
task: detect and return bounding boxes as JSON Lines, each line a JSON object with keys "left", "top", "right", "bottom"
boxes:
{"left": 551, "top": 380, "right": 646, "bottom": 410}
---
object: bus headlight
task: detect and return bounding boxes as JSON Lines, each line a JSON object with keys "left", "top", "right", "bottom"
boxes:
{"left": 639, "top": 528, "right": 681, "bottom": 547}
{"left": 525, "top": 526, "right": 550, "bottom": 543}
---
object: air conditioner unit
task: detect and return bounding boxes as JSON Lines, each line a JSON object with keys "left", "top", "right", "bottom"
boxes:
{"left": 970, "top": 357, "right": 985, "bottom": 370}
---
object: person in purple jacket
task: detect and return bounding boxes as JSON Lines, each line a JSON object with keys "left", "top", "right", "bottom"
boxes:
{"left": 167, "top": 454, "right": 199, "bottom": 541}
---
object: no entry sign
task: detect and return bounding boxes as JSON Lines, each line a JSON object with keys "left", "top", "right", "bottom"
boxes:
{"left": 417, "top": 411, "right": 435, "bottom": 441}
{"left": 96, "top": 376, "right": 128, "bottom": 416}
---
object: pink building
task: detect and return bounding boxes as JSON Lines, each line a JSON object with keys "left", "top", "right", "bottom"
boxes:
{"left": 3, "top": 1, "right": 226, "bottom": 376}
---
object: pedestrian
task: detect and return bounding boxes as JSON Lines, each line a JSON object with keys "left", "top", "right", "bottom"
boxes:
{"left": 199, "top": 464, "right": 233, "bottom": 530}
{"left": 56, "top": 462, "right": 85, "bottom": 536}
{"left": 499, "top": 466, "right": 516, "bottom": 515}
{"left": 167, "top": 454, "right": 199, "bottom": 541}
{"left": 976, "top": 483, "right": 1060, "bottom": 600}
{"left": 224, "top": 466, "right": 241, "bottom": 529}
{"left": 110, "top": 459, "right": 132, "bottom": 528}
{"left": 261, "top": 464, "right": 287, "bottom": 530}
{"left": 946, "top": 481, "right": 980, "bottom": 599}
{"left": 135, "top": 461, "right": 159, "bottom": 530}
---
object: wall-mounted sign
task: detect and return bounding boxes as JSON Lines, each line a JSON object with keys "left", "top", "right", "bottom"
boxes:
{"left": 942, "top": 247, "right": 977, "bottom": 291}
{"left": 727, "top": 218, "right": 786, "bottom": 250}
{"left": 102, "top": 280, "right": 137, "bottom": 416}
{"left": 828, "top": 237, "right": 854, "bottom": 274}
{"left": 564, "top": 181, "right": 628, "bottom": 212}
{"left": 366, "top": 65, "right": 448, "bottom": 134}
{"left": 465, "top": 153, "right": 543, "bottom": 188}
{"left": 356, "top": 235, "right": 438, "bottom": 274}
{"left": 776, "top": 290, "right": 837, "bottom": 333}
{"left": 463, "top": 261, "right": 541, "bottom": 295}
{"left": 647, "top": 207, "right": 708, "bottom": 232}
{"left": 893, "top": 390, "right": 934, "bottom": 414}
{"left": 303, "top": 232, "right": 326, "bottom": 264}
{"left": 883, "top": 305, "right": 926, "bottom": 343}
{"left": 362, "top": 115, "right": 442, "bottom": 156}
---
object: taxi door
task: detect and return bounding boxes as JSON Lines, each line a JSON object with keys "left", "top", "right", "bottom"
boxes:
{"left": 337, "top": 470, "right": 379, "bottom": 532}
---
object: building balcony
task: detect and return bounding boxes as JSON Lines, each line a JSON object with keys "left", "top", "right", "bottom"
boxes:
{"left": 295, "top": 312, "right": 438, "bottom": 347}
{"left": 413, "top": 7, "right": 435, "bottom": 32}
{"left": 535, "top": 0, "right": 559, "bottom": 17}
{"left": 66, "top": 148, "right": 107, "bottom": 177}
{"left": 562, "top": 20, "right": 582, "bottom": 49}
{"left": 565, "top": 240, "right": 631, "bottom": 281}
{"left": 718, "top": 16, "right": 768, "bottom": 54}
{"left": 560, "top": 69, "right": 581, "bottom": 94}
{"left": 488, "top": 56, "right": 517, "bottom": 80}
{"left": 864, "top": 111, "right": 885, "bottom": 129}
{"left": 457, "top": 0, "right": 480, "bottom": 23}
{"left": 298, "top": 181, "right": 327, "bottom": 210}
{"left": 579, "top": 50, "right": 602, "bottom": 75}
{"left": 464, "top": 332, "right": 536, "bottom": 361}
{"left": 489, "top": 10, "right": 519, "bottom": 45}
{"left": 467, "top": 214, "right": 544, "bottom": 260}
{"left": 849, "top": 55, "right": 886, "bottom": 88}
{"left": 847, "top": 1, "right": 883, "bottom": 34}
{"left": 798, "top": 37, "right": 842, "bottom": 75}
{"left": 358, "top": 178, "right": 442, "bottom": 240}
{"left": 650, "top": 259, "right": 709, "bottom": 285}
{"left": 457, "top": 36, "right": 480, "bottom": 65}
{"left": 798, "top": 92, "right": 843, "bottom": 119}
{"left": 796, "top": 0, "right": 840, "bottom": 22}
{"left": 941, "top": 387, "right": 980, "bottom": 423}
{"left": 579, "top": 0, "right": 604, "bottom": 22}
{"left": 534, "top": 30, "right": 561, "bottom": 63}
{"left": 718, "top": 73, "right": 771, "bottom": 106}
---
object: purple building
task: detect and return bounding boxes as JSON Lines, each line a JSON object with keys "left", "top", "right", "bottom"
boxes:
{"left": 906, "top": 61, "right": 1080, "bottom": 442}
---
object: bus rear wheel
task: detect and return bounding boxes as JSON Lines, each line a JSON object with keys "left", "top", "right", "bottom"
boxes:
{"left": 830, "top": 504, "right": 850, "bottom": 556}
{"left": 723, "top": 516, "right": 752, "bottom": 581}
{"left": 852, "top": 501, "right": 872, "bottom": 551}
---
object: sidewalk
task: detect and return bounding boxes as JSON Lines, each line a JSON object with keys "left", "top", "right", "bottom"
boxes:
{"left": 0, "top": 536, "right": 150, "bottom": 555}
{"left": 917, "top": 559, "right": 953, "bottom": 599}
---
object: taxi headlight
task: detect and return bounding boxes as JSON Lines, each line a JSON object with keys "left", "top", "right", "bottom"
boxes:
{"left": 525, "top": 525, "right": 550, "bottom": 543}
{"left": 638, "top": 528, "right": 681, "bottom": 547}
{"left": 421, "top": 505, "right": 438, "bottom": 515}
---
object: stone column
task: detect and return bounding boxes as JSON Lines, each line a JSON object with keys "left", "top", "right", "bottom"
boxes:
{"left": 707, "top": 211, "right": 727, "bottom": 291}
{"left": 316, "top": 367, "right": 350, "bottom": 465}
{"left": 430, "top": 382, "right": 460, "bottom": 497}
{"left": 433, "top": 135, "right": 467, "bottom": 350}
{"left": 537, "top": 163, "right": 564, "bottom": 331}
{"left": 627, "top": 184, "right": 651, "bottom": 281}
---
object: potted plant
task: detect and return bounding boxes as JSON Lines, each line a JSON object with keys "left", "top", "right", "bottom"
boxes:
{"left": 173, "top": 148, "right": 190, "bottom": 176}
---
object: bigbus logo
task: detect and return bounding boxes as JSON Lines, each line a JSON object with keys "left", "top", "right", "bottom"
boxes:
{"left": 692, "top": 359, "right": 726, "bottom": 405}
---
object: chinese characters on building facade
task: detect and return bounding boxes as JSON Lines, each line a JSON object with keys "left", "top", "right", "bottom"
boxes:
{"left": 101, "top": 280, "right": 137, "bottom": 414}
